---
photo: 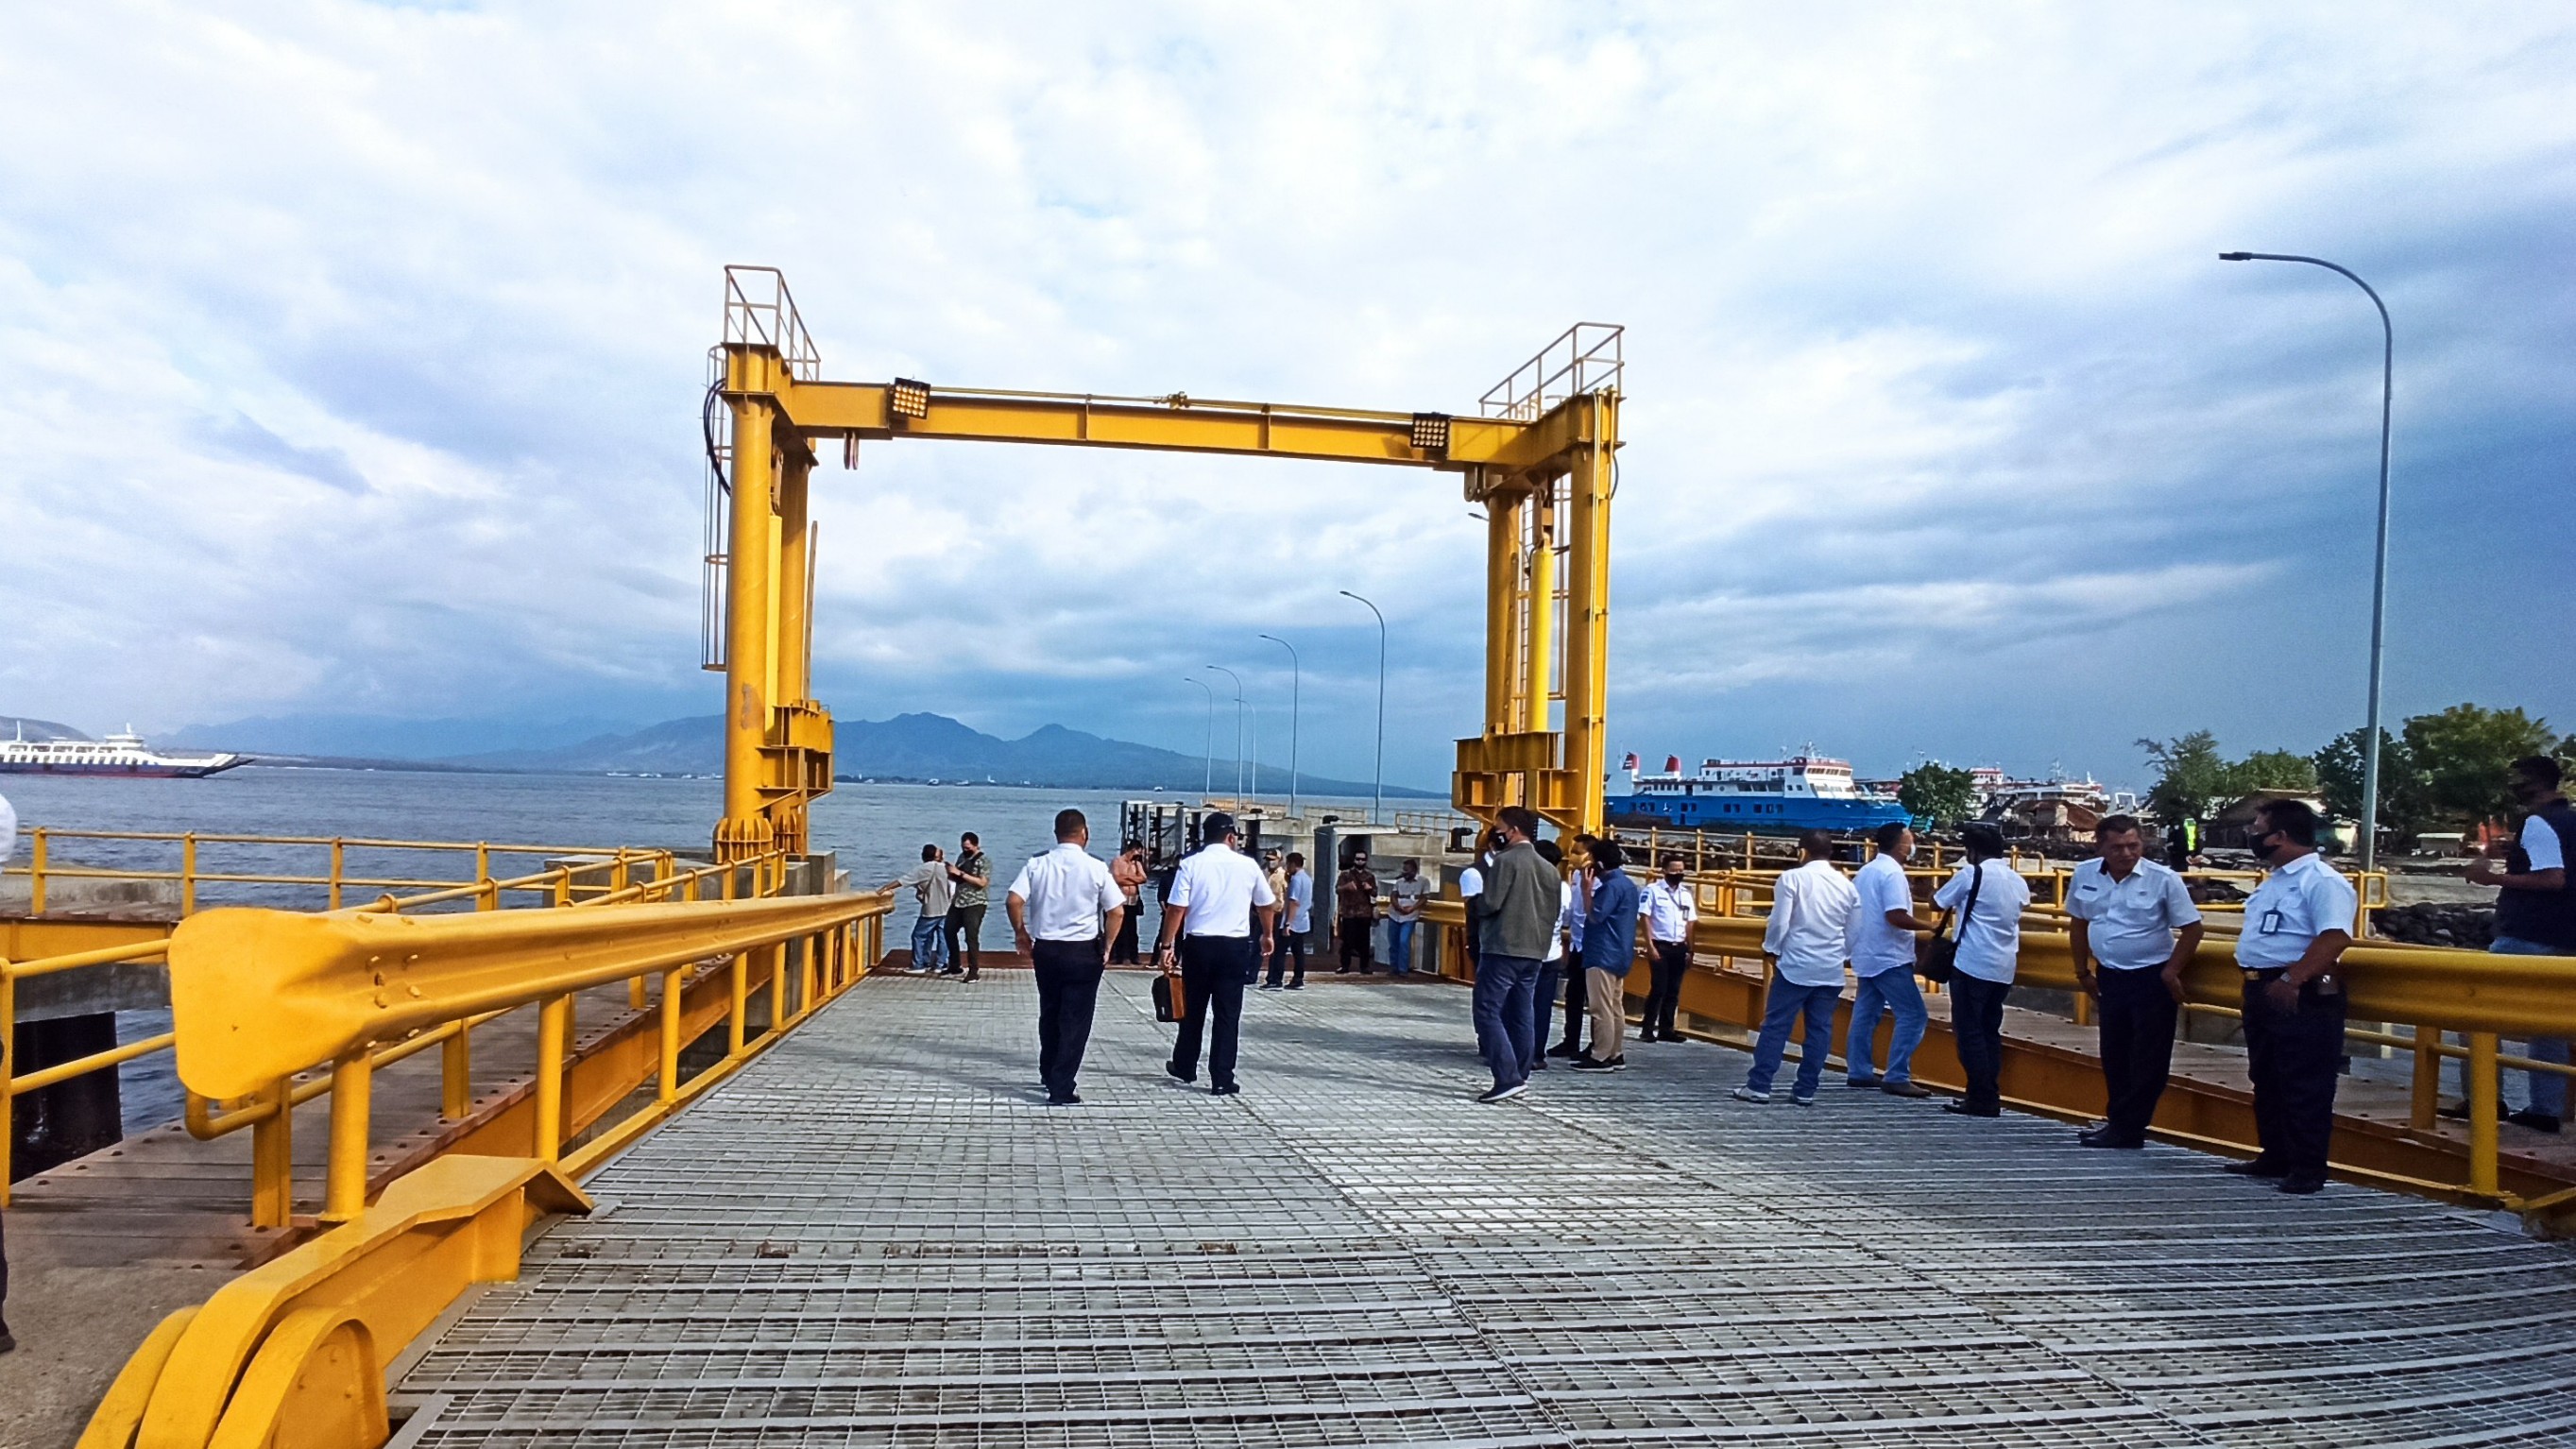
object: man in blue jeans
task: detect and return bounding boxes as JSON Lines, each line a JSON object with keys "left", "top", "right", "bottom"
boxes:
{"left": 1385, "top": 858, "right": 1430, "bottom": 976}
{"left": 1735, "top": 830, "right": 1856, "bottom": 1104}
{"left": 1843, "top": 821, "right": 1937, "bottom": 1098}
{"left": 2465, "top": 756, "right": 2575, "bottom": 1133}
{"left": 1470, "top": 810, "right": 1560, "bottom": 1103}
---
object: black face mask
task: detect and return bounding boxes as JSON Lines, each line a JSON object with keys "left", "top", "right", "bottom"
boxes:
{"left": 1663, "top": 873, "right": 1684, "bottom": 886}
{"left": 2248, "top": 830, "right": 2282, "bottom": 863}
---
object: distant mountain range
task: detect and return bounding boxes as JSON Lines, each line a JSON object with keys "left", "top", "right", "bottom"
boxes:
{"left": 1, "top": 716, "right": 89, "bottom": 742}
{"left": 148, "top": 709, "right": 1438, "bottom": 795}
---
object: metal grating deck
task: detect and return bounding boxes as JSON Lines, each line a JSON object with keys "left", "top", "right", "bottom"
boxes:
{"left": 393, "top": 972, "right": 2576, "bottom": 1447}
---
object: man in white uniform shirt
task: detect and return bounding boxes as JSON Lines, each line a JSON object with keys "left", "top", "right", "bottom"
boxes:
{"left": 1733, "top": 831, "right": 1858, "bottom": 1105}
{"left": 1636, "top": 855, "right": 1697, "bottom": 1044}
{"left": 2066, "top": 813, "right": 2204, "bottom": 1149}
{"left": 1007, "top": 809, "right": 1127, "bottom": 1106}
{"left": 2226, "top": 798, "right": 2355, "bottom": 1195}
{"left": 1843, "top": 821, "right": 1937, "bottom": 1098}
{"left": 1934, "top": 823, "right": 2033, "bottom": 1118}
{"left": 1158, "top": 812, "right": 1277, "bottom": 1096}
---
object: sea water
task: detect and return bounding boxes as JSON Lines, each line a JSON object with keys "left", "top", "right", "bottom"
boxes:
{"left": 1, "top": 767, "right": 1382, "bottom": 1130}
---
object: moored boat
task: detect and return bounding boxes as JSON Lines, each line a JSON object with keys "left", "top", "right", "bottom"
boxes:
{"left": 1607, "top": 751, "right": 1909, "bottom": 835}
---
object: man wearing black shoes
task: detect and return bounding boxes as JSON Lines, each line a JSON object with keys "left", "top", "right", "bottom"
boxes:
{"left": 1159, "top": 812, "right": 1277, "bottom": 1097}
{"left": 2225, "top": 799, "right": 2357, "bottom": 1195}
{"left": 1007, "top": 810, "right": 1127, "bottom": 1106}
{"left": 2067, "top": 814, "right": 2204, "bottom": 1150}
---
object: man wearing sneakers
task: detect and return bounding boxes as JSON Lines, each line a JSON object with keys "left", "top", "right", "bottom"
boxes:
{"left": 2465, "top": 756, "right": 2575, "bottom": 1133}
{"left": 1265, "top": 852, "right": 1313, "bottom": 990}
{"left": 1843, "top": 822, "right": 1936, "bottom": 1098}
{"left": 1573, "top": 837, "right": 1640, "bottom": 1071}
{"left": 1734, "top": 830, "right": 1856, "bottom": 1105}
{"left": 1469, "top": 807, "right": 1560, "bottom": 1101}
{"left": 1159, "top": 812, "right": 1277, "bottom": 1096}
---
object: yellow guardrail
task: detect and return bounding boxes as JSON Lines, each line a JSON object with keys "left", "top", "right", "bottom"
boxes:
{"left": 77, "top": 878, "right": 895, "bottom": 1449}
{"left": 1424, "top": 880, "right": 2572, "bottom": 1203}
{"left": 1, "top": 836, "right": 797, "bottom": 1215}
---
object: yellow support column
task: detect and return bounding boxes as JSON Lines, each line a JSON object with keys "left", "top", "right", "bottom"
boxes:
{"left": 717, "top": 389, "right": 778, "bottom": 863}
{"left": 1484, "top": 492, "right": 1525, "bottom": 747}
{"left": 1524, "top": 486, "right": 1556, "bottom": 738}
{"left": 1562, "top": 395, "right": 1616, "bottom": 835}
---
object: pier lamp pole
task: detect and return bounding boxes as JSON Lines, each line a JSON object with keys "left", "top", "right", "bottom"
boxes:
{"left": 1206, "top": 665, "right": 1246, "bottom": 806}
{"left": 1260, "top": 634, "right": 1301, "bottom": 822}
{"left": 2220, "top": 251, "right": 2395, "bottom": 875}
{"left": 1184, "top": 676, "right": 1215, "bottom": 798}
{"left": 1339, "top": 590, "right": 1387, "bottom": 826}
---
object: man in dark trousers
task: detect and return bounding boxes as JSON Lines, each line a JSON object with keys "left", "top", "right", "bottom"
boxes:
{"left": 945, "top": 831, "right": 992, "bottom": 980}
{"left": 1335, "top": 849, "right": 1381, "bottom": 973}
{"left": 1006, "top": 810, "right": 1126, "bottom": 1106}
{"left": 2226, "top": 799, "right": 2357, "bottom": 1194}
{"left": 2465, "top": 756, "right": 2576, "bottom": 1132}
{"left": 1159, "top": 812, "right": 1277, "bottom": 1096}
{"left": 1470, "top": 807, "right": 1561, "bottom": 1102}
{"left": 2067, "top": 813, "right": 2205, "bottom": 1148}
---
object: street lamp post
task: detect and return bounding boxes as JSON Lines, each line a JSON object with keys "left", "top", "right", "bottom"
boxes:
{"left": 1184, "top": 676, "right": 1214, "bottom": 798}
{"left": 2220, "top": 251, "right": 2395, "bottom": 875}
{"left": 1205, "top": 665, "right": 1246, "bottom": 805}
{"left": 1259, "top": 633, "right": 1301, "bottom": 822}
{"left": 1339, "top": 590, "right": 1387, "bottom": 826}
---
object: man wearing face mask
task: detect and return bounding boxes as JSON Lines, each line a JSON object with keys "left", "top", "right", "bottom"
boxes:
{"left": 1636, "top": 854, "right": 1697, "bottom": 1043}
{"left": 2226, "top": 798, "right": 2357, "bottom": 1195}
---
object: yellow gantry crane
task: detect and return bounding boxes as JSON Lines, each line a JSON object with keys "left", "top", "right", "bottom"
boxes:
{"left": 702, "top": 266, "right": 1622, "bottom": 861}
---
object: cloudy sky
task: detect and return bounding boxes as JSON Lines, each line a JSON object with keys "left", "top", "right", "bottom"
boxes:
{"left": 3, "top": 3, "right": 2569, "bottom": 790}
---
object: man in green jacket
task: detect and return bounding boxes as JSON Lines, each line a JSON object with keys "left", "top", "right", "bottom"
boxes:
{"left": 1470, "top": 807, "right": 1562, "bottom": 1103}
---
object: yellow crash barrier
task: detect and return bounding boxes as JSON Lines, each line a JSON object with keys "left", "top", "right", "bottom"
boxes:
{"left": 83, "top": 1153, "right": 587, "bottom": 1449}
{"left": 170, "top": 891, "right": 882, "bottom": 1101}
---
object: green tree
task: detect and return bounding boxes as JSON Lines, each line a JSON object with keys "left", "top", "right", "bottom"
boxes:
{"left": 2225, "top": 748, "right": 2319, "bottom": 795}
{"left": 2137, "top": 731, "right": 2231, "bottom": 827}
{"left": 2312, "top": 726, "right": 2432, "bottom": 848}
{"left": 1897, "top": 762, "right": 1978, "bottom": 827}
{"left": 2403, "top": 703, "right": 2559, "bottom": 825}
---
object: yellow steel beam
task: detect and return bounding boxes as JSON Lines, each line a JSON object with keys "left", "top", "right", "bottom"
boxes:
{"left": 167, "top": 893, "right": 891, "bottom": 1101}
{"left": 775, "top": 380, "right": 1541, "bottom": 471}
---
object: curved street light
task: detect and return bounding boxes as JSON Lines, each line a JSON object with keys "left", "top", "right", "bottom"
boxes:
{"left": 1183, "top": 676, "right": 1215, "bottom": 798}
{"left": 1339, "top": 590, "right": 1387, "bottom": 826}
{"left": 1205, "top": 664, "right": 1246, "bottom": 806}
{"left": 1259, "top": 633, "right": 1301, "bottom": 822}
{"left": 2220, "top": 250, "right": 2395, "bottom": 874}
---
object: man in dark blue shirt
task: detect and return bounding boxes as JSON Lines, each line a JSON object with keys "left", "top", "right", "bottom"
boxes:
{"left": 1575, "top": 838, "right": 1640, "bottom": 1070}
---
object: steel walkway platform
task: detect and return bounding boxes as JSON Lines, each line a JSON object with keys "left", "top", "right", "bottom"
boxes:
{"left": 388, "top": 972, "right": 2576, "bottom": 1447}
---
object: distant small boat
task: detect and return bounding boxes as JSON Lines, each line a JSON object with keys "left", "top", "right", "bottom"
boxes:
{"left": 0, "top": 725, "right": 247, "bottom": 778}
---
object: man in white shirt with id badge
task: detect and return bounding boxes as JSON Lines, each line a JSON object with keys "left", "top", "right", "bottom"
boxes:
{"left": 2226, "top": 799, "right": 2356, "bottom": 1195}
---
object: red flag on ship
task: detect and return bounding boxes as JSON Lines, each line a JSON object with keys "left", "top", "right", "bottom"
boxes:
{"left": 1622, "top": 752, "right": 1639, "bottom": 771}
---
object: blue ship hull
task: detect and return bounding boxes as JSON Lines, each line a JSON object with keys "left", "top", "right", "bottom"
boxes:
{"left": 1606, "top": 792, "right": 1909, "bottom": 835}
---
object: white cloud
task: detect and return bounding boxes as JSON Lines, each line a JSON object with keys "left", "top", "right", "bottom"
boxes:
{"left": 1, "top": 2, "right": 2569, "bottom": 786}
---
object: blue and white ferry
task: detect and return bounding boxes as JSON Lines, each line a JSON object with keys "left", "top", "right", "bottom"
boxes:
{"left": 1606, "top": 751, "right": 1910, "bottom": 835}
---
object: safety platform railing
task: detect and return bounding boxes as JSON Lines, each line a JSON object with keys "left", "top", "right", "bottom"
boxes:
{"left": 1, "top": 834, "right": 804, "bottom": 1216}
{"left": 1419, "top": 880, "right": 2574, "bottom": 1217}
{"left": 77, "top": 879, "right": 894, "bottom": 1449}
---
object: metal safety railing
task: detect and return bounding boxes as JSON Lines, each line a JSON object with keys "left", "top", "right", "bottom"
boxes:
{"left": 1, "top": 831, "right": 813, "bottom": 1216}
{"left": 1421, "top": 873, "right": 2569, "bottom": 1209}
{"left": 78, "top": 878, "right": 895, "bottom": 1449}
{"left": 722, "top": 264, "right": 820, "bottom": 381}
{"left": 1479, "top": 322, "right": 1624, "bottom": 420}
